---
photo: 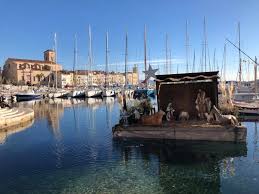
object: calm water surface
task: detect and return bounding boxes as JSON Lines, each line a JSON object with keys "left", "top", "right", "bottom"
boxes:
{"left": 0, "top": 98, "right": 258, "bottom": 194}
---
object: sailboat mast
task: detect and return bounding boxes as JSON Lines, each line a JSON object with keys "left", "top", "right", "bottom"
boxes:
{"left": 185, "top": 20, "right": 190, "bottom": 73}
{"left": 169, "top": 48, "right": 172, "bottom": 74}
{"left": 73, "top": 34, "right": 78, "bottom": 88}
{"left": 203, "top": 17, "right": 207, "bottom": 71}
{"left": 238, "top": 22, "right": 242, "bottom": 86}
{"left": 125, "top": 32, "right": 128, "bottom": 89}
{"left": 165, "top": 33, "right": 169, "bottom": 74}
{"left": 144, "top": 25, "right": 147, "bottom": 80}
{"left": 213, "top": 48, "right": 216, "bottom": 71}
{"left": 88, "top": 25, "right": 93, "bottom": 87}
{"left": 105, "top": 32, "right": 109, "bottom": 88}
{"left": 255, "top": 57, "right": 257, "bottom": 95}
{"left": 223, "top": 44, "right": 226, "bottom": 81}
{"left": 54, "top": 32, "right": 58, "bottom": 89}
{"left": 192, "top": 49, "right": 196, "bottom": 72}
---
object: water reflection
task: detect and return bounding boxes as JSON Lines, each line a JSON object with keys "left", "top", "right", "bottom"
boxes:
{"left": 0, "top": 120, "right": 34, "bottom": 144}
{"left": 114, "top": 139, "right": 247, "bottom": 193}
{"left": 14, "top": 98, "right": 105, "bottom": 137}
{"left": 2, "top": 98, "right": 259, "bottom": 193}
{"left": 253, "top": 122, "right": 259, "bottom": 163}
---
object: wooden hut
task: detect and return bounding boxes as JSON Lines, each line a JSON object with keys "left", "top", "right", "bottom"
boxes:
{"left": 156, "top": 71, "right": 219, "bottom": 119}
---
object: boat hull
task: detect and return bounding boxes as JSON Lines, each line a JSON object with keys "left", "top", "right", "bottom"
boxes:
{"left": 15, "top": 94, "right": 42, "bottom": 102}
{"left": 71, "top": 90, "right": 85, "bottom": 98}
{"left": 102, "top": 89, "right": 116, "bottom": 97}
{"left": 85, "top": 89, "right": 102, "bottom": 98}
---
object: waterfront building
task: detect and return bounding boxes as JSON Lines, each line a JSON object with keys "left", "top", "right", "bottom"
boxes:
{"left": 57, "top": 67, "right": 139, "bottom": 88}
{"left": 57, "top": 70, "right": 74, "bottom": 88}
{"left": 2, "top": 50, "right": 62, "bottom": 86}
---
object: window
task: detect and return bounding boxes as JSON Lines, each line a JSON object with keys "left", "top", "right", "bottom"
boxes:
{"left": 22, "top": 76, "right": 24, "bottom": 81}
{"left": 33, "top": 76, "right": 35, "bottom": 81}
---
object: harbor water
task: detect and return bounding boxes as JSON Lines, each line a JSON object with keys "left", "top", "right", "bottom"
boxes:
{"left": 0, "top": 98, "right": 258, "bottom": 193}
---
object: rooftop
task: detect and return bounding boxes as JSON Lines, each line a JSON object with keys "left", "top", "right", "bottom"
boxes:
{"left": 6, "top": 58, "right": 57, "bottom": 65}
{"left": 156, "top": 71, "right": 219, "bottom": 82}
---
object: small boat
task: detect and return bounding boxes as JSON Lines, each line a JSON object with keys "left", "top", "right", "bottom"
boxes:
{"left": 233, "top": 101, "right": 259, "bottom": 115}
{"left": 15, "top": 91, "right": 42, "bottom": 101}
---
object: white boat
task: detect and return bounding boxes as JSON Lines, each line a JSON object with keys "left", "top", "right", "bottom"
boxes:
{"left": 233, "top": 92, "right": 259, "bottom": 102}
{"left": 85, "top": 88, "right": 102, "bottom": 98}
{"left": 68, "top": 89, "right": 85, "bottom": 98}
{"left": 233, "top": 101, "right": 259, "bottom": 115}
{"left": 102, "top": 88, "right": 115, "bottom": 97}
{"left": 15, "top": 90, "right": 42, "bottom": 102}
{"left": 48, "top": 89, "right": 70, "bottom": 98}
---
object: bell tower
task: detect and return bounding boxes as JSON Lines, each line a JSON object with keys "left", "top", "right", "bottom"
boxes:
{"left": 44, "top": 50, "right": 56, "bottom": 63}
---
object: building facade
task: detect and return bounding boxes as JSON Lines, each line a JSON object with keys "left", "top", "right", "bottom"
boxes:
{"left": 2, "top": 50, "right": 62, "bottom": 86}
{"left": 57, "top": 67, "right": 139, "bottom": 88}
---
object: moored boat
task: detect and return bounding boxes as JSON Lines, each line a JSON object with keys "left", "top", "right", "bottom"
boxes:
{"left": 68, "top": 89, "right": 85, "bottom": 98}
{"left": 15, "top": 91, "right": 42, "bottom": 101}
{"left": 85, "top": 88, "right": 102, "bottom": 98}
{"left": 233, "top": 101, "right": 259, "bottom": 115}
{"left": 102, "top": 88, "right": 115, "bottom": 97}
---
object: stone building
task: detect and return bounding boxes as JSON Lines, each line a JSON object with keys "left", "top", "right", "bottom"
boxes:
{"left": 2, "top": 50, "right": 62, "bottom": 86}
{"left": 57, "top": 71, "right": 74, "bottom": 88}
{"left": 57, "top": 66, "right": 139, "bottom": 88}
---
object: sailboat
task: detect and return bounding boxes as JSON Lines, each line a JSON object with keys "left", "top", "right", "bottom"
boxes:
{"left": 121, "top": 32, "right": 134, "bottom": 98}
{"left": 226, "top": 23, "right": 259, "bottom": 115}
{"left": 102, "top": 32, "right": 115, "bottom": 97}
{"left": 85, "top": 26, "right": 102, "bottom": 98}
{"left": 47, "top": 33, "right": 70, "bottom": 98}
{"left": 133, "top": 26, "right": 155, "bottom": 99}
{"left": 68, "top": 34, "right": 85, "bottom": 98}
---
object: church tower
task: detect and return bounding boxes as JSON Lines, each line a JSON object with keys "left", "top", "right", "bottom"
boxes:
{"left": 44, "top": 50, "right": 56, "bottom": 63}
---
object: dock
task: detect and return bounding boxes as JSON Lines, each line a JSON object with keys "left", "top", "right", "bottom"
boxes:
{"left": 113, "top": 121, "right": 247, "bottom": 142}
{"left": 0, "top": 107, "right": 34, "bottom": 130}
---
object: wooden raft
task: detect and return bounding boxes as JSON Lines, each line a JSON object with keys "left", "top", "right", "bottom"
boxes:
{"left": 112, "top": 121, "right": 247, "bottom": 142}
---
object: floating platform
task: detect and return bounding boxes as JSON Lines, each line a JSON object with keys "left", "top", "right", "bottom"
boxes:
{"left": 0, "top": 107, "right": 34, "bottom": 130}
{"left": 112, "top": 121, "right": 247, "bottom": 142}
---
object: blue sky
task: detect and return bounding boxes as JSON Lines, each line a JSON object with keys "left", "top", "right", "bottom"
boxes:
{"left": 0, "top": 0, "right": 259, "bottom": 80}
